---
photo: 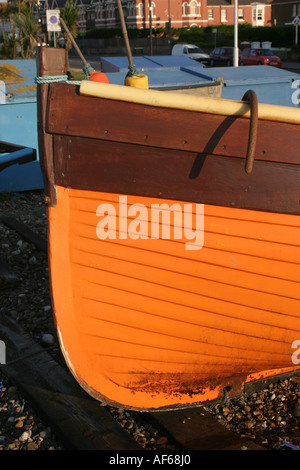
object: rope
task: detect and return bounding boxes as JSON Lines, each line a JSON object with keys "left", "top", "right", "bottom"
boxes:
{"left": 126, "top": 63, "right": 139, "bottom": 78}
{"left": 35, "top": 75, "right": 82, "bottom": 85}
{"left": 83, "top": 63, "right": 95, "bottom": 80}
{"left": 35, "top": 75, "right": 68, "bottom": 83}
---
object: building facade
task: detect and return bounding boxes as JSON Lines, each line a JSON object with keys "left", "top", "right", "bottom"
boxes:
{"left": 48, "top": 0, "right": 272, "bottom": 31}
{"left": 270, "top": 0, "right": 300, "bottom": 24}
{"left": 206, "top": 1, "right": 271, "bottom": 27}
{"left": 47, "top": 0, "right": 272, "bottom": 31}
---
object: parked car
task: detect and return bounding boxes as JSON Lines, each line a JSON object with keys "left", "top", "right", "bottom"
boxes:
{"left": 240, "top": 48, "right": 282, "bottom": 68}
{"left": 172, "top": 44, "right": 210, "bottom": 64}
{"left": 209, "top": 47, "right": 241, "bottom": 67}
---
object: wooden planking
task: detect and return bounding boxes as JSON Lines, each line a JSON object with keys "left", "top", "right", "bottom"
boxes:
{"left": 72, "top": 268, "right": 299, "bottom": 352}
{"left": 144, "top": 408, "right": 265, "bottom": 450}
{"left": 48, "top": 83, "right": 300, "bottom": 165}
{"left": 67, "top": 190, "right": 300, "bottom": 352}
{"left": 69, "top": 191, "right": 300, "bottom": 281}
{"left": 54, "top": 134, "right": 300, "bottom": 215}
{"left": 47, "top": 185, "right": 300, "bottom": 409}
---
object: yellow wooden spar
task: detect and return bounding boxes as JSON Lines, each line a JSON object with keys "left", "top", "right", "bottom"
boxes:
{"left": 80, "top": 80, "right": 300, "bottom": 124}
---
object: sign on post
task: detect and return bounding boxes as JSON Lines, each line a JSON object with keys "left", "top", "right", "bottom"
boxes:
{"left": 46, "top": 10, "right": 61, "bottom": 32}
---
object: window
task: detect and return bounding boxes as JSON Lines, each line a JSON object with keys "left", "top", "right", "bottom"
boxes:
{"left": 190, "top": 1, "right": 198, "bottom": 16}
{"left": 221, "top": 9, "right": 227, "bottom": 22}
{"left": 257, "top": 9, "right": 263, "bottom": 20}
{"left": 183, "top": 2, "right": 188, "bottom": 16}
{"left": 149, "top": 1, "right": 155, "bottom": 17}
{"left": 238, "top": 8, "right": 244, "bottom": 20}
{"left": 128, "top": 2, "right": 135, "bottom": 17}
{"left": 137, "top": 3, "right": 144, "bottom": 18}
{"left": 208, "top": 9, "right": 213, "bottom": 20}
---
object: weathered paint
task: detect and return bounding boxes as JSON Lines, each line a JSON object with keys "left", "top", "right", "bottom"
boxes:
{"left": 0, "top": 60, "right": 43, "bottom": 192}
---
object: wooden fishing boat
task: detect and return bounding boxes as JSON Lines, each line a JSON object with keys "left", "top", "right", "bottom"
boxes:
{"left": 37, "top": 47, "right": 300, "bottom": 411}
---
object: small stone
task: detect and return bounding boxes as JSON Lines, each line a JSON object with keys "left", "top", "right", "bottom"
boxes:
{"left": 157, "top": 436, "right": 168, "bottom": 445}
{"left": 246, "top": 420, "right": 256, "bottom": 429}
{"left": 27, "top": 442, "right": 38, "bottom": 450}
{"left": 294, "top": 402, "right": 300, "bottom": 417}
{"left": 19, "top": 431, "right": 31, "bottom": 442}
{"left": 42, "top": 333, "right": 54, "bottom": 345}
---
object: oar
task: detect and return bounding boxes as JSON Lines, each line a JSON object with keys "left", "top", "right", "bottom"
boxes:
{"left": 60, "top": 17, "right": 109, "bottom": 83}
{"left": 116, "top": 0, "right": 148, "bottom": 88}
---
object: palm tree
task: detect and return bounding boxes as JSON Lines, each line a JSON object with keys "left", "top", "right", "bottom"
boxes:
{"left": 60, "top": 0, "right": 79, "bottom": 71}
{"left": 1, "top": 1, "right": 19, "bottom": 59}
{"left": 0, "top": 0, "right": 40, "bottom": 59}
{"left": 20, "top": 5, "right": 39, "bottom": 58}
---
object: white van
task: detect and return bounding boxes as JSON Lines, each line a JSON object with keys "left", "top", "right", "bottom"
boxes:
{"left": 171, "top": 44, "right": 209, "bottom": 64}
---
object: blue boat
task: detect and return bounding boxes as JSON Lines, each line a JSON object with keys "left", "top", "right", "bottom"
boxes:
{"left": 101, "top": 55, "right": 300, "bottom": 108}
{"left": 0, "top": 59, "right": 43, "bottom": 192}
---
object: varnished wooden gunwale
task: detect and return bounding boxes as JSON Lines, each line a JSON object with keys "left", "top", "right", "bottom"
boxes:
{"left": 47, "top": 82, "right": 300, "bottom": 165}
{"left": 53, "top": 133, "right": 300, "bottom": 215}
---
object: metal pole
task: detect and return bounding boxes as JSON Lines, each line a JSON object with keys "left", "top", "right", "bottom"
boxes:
{"left": 233, "top": 0, "right": 239, "bottom": 66}
{"left": 149, "top": 1, "right": 153, "bottom": 55}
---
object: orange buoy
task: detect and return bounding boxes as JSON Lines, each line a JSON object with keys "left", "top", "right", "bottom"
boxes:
{"left": 89, "top": 71, "right": 110, "bottom": 83}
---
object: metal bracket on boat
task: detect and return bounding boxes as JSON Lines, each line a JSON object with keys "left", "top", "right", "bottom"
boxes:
{"left": 242, "top": 90, "right": 258, "bottom": 175}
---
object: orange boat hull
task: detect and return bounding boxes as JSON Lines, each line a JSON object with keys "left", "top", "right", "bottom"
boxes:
{"left": 36, "top": 47, "right": 300, "bottom": 410}
{"left": 48, "top": 186, "right": 300, "bottom": 410}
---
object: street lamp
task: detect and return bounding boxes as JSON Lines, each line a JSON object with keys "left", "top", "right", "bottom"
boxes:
{"left": 149, "top": 0, "right": 153, "bottom": 55}
{"left": 168, "top": 0, "right": 171, "bottom": 34}
{"left": 233, "top": 0, "right": 239, "bottom": 66}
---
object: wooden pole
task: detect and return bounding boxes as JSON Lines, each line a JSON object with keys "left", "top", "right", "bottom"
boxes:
{"left": 60, "top": 16, "right": 87, "bottom": 66}
{"left": 116, "top": 0, "right": 133, "bottom": 66}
